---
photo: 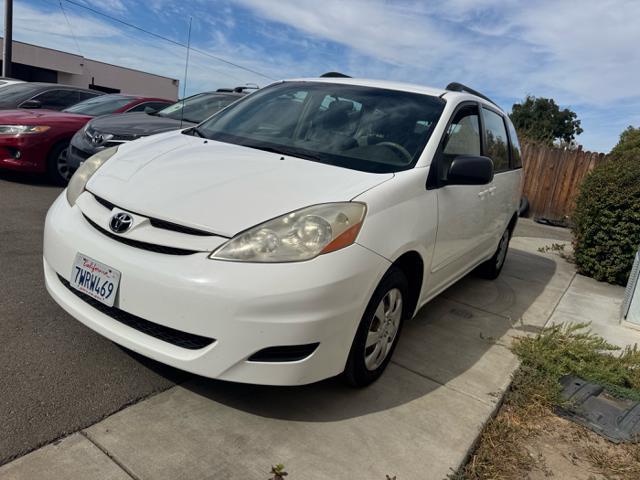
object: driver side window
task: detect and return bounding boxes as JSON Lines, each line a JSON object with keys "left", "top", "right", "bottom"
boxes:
{"left": 440, "top": 105, "right": 481, "bottom": 181}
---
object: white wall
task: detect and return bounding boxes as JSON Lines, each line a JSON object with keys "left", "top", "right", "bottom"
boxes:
{"left": 1, "top": 39, "right": 179, "bottom": 100}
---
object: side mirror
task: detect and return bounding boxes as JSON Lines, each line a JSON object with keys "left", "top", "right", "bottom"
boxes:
{"left": 144, "top": 106, "right": 158, "bottom": 114}
{"left": 21, "top": 99, "right": 42, "bottom": 109}
{"left": 447, "top": 155, "right": 494, "bottom": 185}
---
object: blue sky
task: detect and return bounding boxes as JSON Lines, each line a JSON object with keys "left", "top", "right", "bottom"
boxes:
{"left": 6, "top": 0, "right": 640, "bottom": 152}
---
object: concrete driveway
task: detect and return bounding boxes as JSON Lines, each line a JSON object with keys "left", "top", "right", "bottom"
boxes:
{"left": 1, "top": 236, "right": 578, "bottom": 480}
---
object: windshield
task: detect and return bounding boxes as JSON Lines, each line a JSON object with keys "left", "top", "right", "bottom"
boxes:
{"left": 157, "top": 93, "right": 238, "bottom": 123}
{"left": 0, "top": 83, "right": 42, "bottom": 103}
{"left": 62, "top": 94, "right": 133, "bottom": 115}
{"left": 195, "top": 82, "right": 446, "bottom": 173}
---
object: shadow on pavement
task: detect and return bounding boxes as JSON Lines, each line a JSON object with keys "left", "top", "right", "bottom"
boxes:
{"left": 0, "top": 170, "right": 57, "bottom": 187}
{"left": 179, "top": 247, "right": 558, "bottom": 422}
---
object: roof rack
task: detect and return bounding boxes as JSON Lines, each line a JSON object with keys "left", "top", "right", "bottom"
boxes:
{"left": 320, "top": 71, "right": 351, "bottom": 78}
{"left": 445, "top": 82, "right": 500, "bottom": 108}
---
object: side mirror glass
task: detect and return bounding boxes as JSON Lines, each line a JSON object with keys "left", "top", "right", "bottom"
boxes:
{"left": 21, "top": 99, "right": 42, "bottom": 109}
{"left": 447, "top": 155, "right": 494, "bottom": 185}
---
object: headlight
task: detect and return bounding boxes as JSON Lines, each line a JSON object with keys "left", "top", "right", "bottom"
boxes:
{"left": 66, "top": 146, "right": 118, "bottom": 206}
{"left": 210, "top": 202, "right": 366, "bottom": 262}
{"left": 0, "top": 125, "right": 50, "bottom": 135}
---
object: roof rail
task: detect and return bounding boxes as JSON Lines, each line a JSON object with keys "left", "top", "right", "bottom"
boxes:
{"left": 445, "top": 82, "right": 500, "bottom": 108}
{"left": 320, "top": 71, "right": 351, "bottom": 78}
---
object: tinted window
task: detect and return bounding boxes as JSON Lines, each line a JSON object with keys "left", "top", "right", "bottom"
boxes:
{"left": 77, "top": 91, "right": 100, "bottom": 103}
{"left": 63, "top": 94, "right": 132, "bottom": 116}
{"left": 507, "top": 120, "right": 522, "bottom": 169}
{"left": 32, "top": 89, "right": 80, "bottom": 110}
{"left": 0, "top": 83, "right": 41, "bottom": 107}
{"left": 482, "top": 107, "right": 509, "bottom": 172}
{"left": 127, "top": 101, "right": 170, "bottom": 113}
{"left": 196, "top": 82, "right": 445, "bottom": 173}
{"left": 157, "top": 93, "right": 238, "bottom": 123}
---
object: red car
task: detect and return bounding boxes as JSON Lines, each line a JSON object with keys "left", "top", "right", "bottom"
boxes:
{"left": 0, "top": 94, "right": 173, "bottom": 184}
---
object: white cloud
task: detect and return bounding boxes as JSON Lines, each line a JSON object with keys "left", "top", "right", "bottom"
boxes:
{"left": 6, "top": 0, "right": 639, "bottom": 151}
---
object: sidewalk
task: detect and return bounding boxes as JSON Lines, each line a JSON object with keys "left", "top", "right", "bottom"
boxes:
{"left": 2, "top": 236, "right": 638, "bottom": 480}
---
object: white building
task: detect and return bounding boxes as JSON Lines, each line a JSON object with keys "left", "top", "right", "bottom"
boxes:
{"left": 0, "top": 39, "right": 179, "bottom": 100}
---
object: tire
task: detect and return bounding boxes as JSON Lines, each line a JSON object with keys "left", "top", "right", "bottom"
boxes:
{"left": 343, "top": 266, "right": 408, "bottom": 387}
{"left": 46, "top": 142, "right": 72, "bottom": 186}
{"left": 518, "top": 196, "right": 529, "bottom": 217}
{"left": 476, "top": 226, "right": 512, "bottom": 280}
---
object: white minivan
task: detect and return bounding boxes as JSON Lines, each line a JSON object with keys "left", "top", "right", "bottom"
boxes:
{"left": 43, "top": 77, "right": 522, "bottom": 387}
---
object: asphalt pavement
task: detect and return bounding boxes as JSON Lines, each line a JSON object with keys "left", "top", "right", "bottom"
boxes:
{"left": 0, "top": 171, "right": 188, "bottom": 465}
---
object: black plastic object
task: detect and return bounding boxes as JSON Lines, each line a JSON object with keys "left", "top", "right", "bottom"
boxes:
{"left": 518, "top": 196, "right": 529, "bottom": 217}
{"left": 558, "top": 375, "right": 640, "bottom": 443}
{"left": 447, "top": 155, "right": 494, "bottom": 185}
{"left": 445, "top": 82, "right": 500, "bottom": 108}
{"left": 58, "top": 275, "right": 215, "bottom": 350}
{"left": 320, "top": 71, "right": 351, "bottom": 78}
{"left": 248, "top": 343, "right": 320, "bottom": 362}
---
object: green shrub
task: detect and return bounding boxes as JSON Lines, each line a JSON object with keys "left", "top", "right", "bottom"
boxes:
{"left": 572, "top": 126, "right": 640, "bottom": 285}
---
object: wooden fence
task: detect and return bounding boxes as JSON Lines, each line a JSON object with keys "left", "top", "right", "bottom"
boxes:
{"left": 521, "top": 141, "right": 607, "bottom": 223}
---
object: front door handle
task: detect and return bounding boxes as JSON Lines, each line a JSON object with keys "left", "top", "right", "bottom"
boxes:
{"left": 487, "top": 186, "right": 497, "bottom": 196}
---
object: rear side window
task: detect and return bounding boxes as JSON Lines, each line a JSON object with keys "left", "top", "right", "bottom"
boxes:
{"left": 507, "top": 121, "right": 522, "bottom": 169}
{"left": 482, "top": 107, "right": 510, "bottom": 172}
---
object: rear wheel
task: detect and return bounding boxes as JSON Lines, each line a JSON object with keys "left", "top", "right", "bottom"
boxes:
{"left": 46, "top": 142, "right": 72, "bottom": 185}
{"left": 344, "top": 267, "right": 408, "bottom": 387}
{"left": 476, "top": 226, "right": 511, "bottom": 280}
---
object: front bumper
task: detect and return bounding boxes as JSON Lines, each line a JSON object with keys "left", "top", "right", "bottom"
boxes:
{"left": 43, "top": 193, "right": 390, "bottom": 385}
{"left": 0, "top": 136, "right": 48, "bottom": 173}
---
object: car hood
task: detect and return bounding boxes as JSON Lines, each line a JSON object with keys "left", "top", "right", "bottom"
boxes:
{"left": 87, "top": 132, "right": 393, "bottom": 237}
{"left": 88, "top": 112, "right": 193, "bottom": 137}
{"left": 0, "top": 109, "right": 91, "bottom": 124}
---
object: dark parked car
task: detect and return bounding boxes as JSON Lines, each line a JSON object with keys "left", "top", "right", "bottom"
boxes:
{"left": 0, "top": 82, "right": 103, "bottom": 110}
{"left": 67, "top": 88, "right": 252, "bottom": 169}
{"left": 0, "top": 94, "right": 173, "bottom": 184}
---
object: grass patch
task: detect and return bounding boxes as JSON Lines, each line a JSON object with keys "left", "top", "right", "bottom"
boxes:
{"left": 455, "top": 323, "right": 640, "bottom": 480}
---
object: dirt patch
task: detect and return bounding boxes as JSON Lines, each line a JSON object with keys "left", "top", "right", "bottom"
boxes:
{"left": 454, "top": 324, "right": 640, "bottom": 480}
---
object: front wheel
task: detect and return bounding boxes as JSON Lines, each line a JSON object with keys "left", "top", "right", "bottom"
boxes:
{"left": 476, "top": 227, "right": 511, "bottom": 280}
{"left": 344, "top": 267, "right": 408, "bottom": 387}
{"left": 47, "top": 142, "right": 72, "bottom": 186}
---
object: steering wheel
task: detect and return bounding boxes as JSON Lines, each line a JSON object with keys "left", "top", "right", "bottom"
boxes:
{"left": 377, "top": 142, "right": 413, "bottom": 163}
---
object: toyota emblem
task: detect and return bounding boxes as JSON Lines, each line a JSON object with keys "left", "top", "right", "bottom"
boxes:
{"left": 109, "top": 212, "right": 133, "bottom": 233}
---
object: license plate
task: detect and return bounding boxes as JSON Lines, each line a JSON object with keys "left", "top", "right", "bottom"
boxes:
{"left": 70, "top": 254, "right": 121, "bottom": 307}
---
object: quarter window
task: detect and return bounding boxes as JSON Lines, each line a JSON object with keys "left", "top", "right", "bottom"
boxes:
{"left": 507, "top": 120, "right": 522, "bottom": 169}
{"left": 482, "top": 107, "right": 510, "bottom": 172}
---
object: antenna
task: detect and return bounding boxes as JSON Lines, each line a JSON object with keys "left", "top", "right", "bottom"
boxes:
{"left": 180, "top": 16, "right": 193, "bottom": 129}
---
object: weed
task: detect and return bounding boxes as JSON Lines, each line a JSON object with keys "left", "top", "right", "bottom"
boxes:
{"left": 455, "top": 323, "right": 640, "bottom": 479}
{"left": 269, "top": 464, "right": 288, "bottom": 479}
{"left": 537, "top": 242, "right": 574, "bottom": 262}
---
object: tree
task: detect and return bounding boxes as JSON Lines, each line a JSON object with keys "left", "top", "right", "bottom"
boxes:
{"left": 510, "top": 96, "right": 583, "bottom": 146}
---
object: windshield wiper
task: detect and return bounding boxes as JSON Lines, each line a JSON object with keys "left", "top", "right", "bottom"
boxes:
{"left": 246, "top": 143, "right": 322, "bottom": 162}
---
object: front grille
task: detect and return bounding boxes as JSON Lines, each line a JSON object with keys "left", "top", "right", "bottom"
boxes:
{"left": 83, "top": 215, "right": 198, "bottom": 256}
{"left": 70, "top": 146, "right": 91, "bottom": 160}
{"left": 111, "top": 133, "right": 140, "bottom": 141}
{"left": 92, "top": 194, "right": 216, "bottom": 237}
{"left": 58, "top": 275, "right": 215, "bottom": 350}
{"left": 248, "top": 343, "right": 320, "bottom": 362}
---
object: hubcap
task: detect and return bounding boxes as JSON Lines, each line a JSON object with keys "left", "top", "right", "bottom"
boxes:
{"left": 364, "top": 288, "right": 403, "bottom": 371}
{"left": 496, "top": 230, "right": 509, "bottom": 268}
{"left": 56, "top": 147, "right": 71, "bottom": 181}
